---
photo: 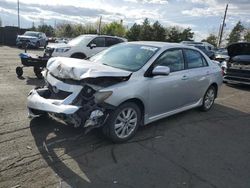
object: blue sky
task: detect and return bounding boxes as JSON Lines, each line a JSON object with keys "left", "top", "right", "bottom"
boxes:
{"left": 0, "top": 0, "right": 249, "bottom": 40}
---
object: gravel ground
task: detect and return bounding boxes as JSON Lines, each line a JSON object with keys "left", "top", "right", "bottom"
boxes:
{"left": 0, "top": 45, "right": 250, "bottom": 188}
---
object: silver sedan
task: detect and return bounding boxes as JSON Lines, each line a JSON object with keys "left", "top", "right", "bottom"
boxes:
{"left": 27, "top": 42, "right": 223, "bottom": 143}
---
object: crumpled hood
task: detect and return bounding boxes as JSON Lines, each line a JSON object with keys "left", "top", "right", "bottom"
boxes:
{"left": 47, "top": 57, "right": 132, "bottom": 80}
{"left": 227, "top": 42, "right": 250, "bottom": 57}
{"left": 17, "top": 35, "right": 38, "bottom": 40}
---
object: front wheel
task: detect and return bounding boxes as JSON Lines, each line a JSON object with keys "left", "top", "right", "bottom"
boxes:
{"left": 102, "top": 102, "right": 141, "bottom": 143}
{"left": 200, "top": 85, "right": 216, "bottom": 111}
{"left": 33, "top": 67, "right": 43, "bottom": 79}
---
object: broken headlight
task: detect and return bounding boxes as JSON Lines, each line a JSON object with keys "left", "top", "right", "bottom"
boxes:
{"left": 94, "top": 91, "right": 113, "bottom": 104}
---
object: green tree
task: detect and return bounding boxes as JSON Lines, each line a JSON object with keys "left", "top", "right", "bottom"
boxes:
{"left": 202, "top": 34, "right": 218, "bottom": 47}
{"left": 244, "top": 29, "right": 250, "bottom": 42}
{"left": 139, "top": 18, "right": 153, "bottom": 41}
{"left": 37, "top": 24, "right": 55, "bottom": 36}
{"left": 181, "top": 28, "right": 194, "bottom": 41}
{"left": 165, "top": 26, "right": 194, "bottom": 42}
{"left": 126, "top": 23, "right": 141, "bottom": 41}
{"left": 102, "top": 21, "right": 126, "bottom": 37}
{"left": 227, "top": 21, "right": 244, "bottom": 44}
{"left": 0, "top": 17, "right": 2, "bottom": 27}
{"left": 55, "top": 23, "right": 74, "bottom": 38}
{"left": 151, "top": 21, "right": 165, "bottom": 41}
{"left": 165, "top": 27, "right": 182, "bottom": 42}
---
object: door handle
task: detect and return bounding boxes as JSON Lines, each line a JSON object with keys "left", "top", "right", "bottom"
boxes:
{"left": 181, "top": 75, "right": 188, "bottom": 80}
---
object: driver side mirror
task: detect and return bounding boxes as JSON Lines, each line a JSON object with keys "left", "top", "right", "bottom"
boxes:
{"left": 152, "top": 66, "right": 170, "bottom": 76}
{"left": 89, "top": 43, "right": 97, "bottom": 49}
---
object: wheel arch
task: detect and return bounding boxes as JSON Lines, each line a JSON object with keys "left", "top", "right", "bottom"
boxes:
{"left": 119, "top": 98, "right": 145, "bottom": 125}
{"left": 70, "top": 52, "right": 86, "bottom": 59}
{"left": 209, "top": 82, "right": 218, "bottom": 98}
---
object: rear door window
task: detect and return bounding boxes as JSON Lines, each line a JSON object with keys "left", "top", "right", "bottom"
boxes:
{"left": 154, "top": 49, "right": 185, "bottom": 72}
{"left": 90, "top": 37, "right": 105, "bottom": 47}
{"left": 184, "top": 49, "right": 208, "bottom": 69}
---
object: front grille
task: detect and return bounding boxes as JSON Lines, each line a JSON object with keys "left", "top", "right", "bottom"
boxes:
{"left": 20, "top": 38, "right": 30, "bottom": 42}
{"left": 48, "top": 84, "right": 72, "bottom": 100}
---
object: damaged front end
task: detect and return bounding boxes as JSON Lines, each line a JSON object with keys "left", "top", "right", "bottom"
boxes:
{"left": 27, "top": 57, "right": 131, "bottom": 132}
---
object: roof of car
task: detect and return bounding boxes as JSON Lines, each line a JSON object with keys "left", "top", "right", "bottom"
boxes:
{"left": 127, "top": 41, "right": 189, "bottom": 48}
{"left": 79, "top": 34, "right": 126, "bottom": 40}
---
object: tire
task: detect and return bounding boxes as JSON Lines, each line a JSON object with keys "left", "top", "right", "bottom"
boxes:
{"left": 200, "top": 85, "right": 216, "bottom": 111}
{"left": 16, "top": 66, "right": 23, "bottom": 77}
{"left": 33, "top": 67, "right": 43, "bottom": 79}
{"left": 71, "top": 53, "right": 86, "bottom": 59}
{"left": 102, "top": 102, "right": 141, "bottom": 143}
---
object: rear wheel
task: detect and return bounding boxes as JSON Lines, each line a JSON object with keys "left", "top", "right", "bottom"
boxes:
{"left": 103, "top": 102, "right": 141, "bottom": 143}
{"left": 200, "top": 85, "right": 216, "bottom": 111}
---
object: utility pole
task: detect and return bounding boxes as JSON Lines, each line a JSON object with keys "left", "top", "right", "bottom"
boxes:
{"left": 17, "top": 0, "right": 20, "bottom": 29}
{"left": 218, "top": 4, "right": 228, "bottom": 47}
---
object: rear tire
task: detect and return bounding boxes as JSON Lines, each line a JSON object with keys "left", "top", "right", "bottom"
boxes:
{"left": 102, "top": 102, "right": 141, "bottom": 143}
{"left": 200, "top": 85, "right": 216, "bottom": 111}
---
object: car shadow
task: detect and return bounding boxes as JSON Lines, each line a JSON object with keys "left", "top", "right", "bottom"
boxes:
{"left": 225, "top": 83, "right": 250, "bottom": 91}
{"left": 26, "top": 76, "right": 45, "bottom": 86}
{"left": 30, "top": 103, "right": 250, "bottom": 187}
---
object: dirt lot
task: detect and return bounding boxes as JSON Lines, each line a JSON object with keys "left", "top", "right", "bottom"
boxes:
{"left": 0, "top": 45, "right": 250, "bottom": 188}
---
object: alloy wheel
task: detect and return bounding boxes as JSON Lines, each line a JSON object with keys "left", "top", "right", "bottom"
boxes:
{"left": 114, "top": 107, "right": 138, "bottom": 139}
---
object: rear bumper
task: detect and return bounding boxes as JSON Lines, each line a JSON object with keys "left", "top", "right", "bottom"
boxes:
{"left": 223, "top": 76, "right": 250, "bottom": 85}
{"left": 224, "top": 67, "right": 250, "bottom": 85}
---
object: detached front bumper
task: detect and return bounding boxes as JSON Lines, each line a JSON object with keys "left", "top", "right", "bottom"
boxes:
{"left": 27, "top": 88, "right": 80, "bottom": 117}
{"left": 27, "top": 73, "right": 83, "bottom": 118}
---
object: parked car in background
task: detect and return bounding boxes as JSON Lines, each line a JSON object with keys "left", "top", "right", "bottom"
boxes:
{"left": 214, "top": 48, "right": 229, "bottom": 75}
{"left": 181, "top": 41, "right": 216, "bottom": 59}
{"left": 44, "top": 34, "right": 127, "bottom": 59}
{"left": 16, "top": 31, "right": 47, "bottom": 48}
{"left": 55, "top": 38, "right": 69, "bottom": 44}
{"left": 27, "top": 42, "right": 223, "bottom": 142}
{"left": 224, "top": 42, "right": 250, "bottom": 85}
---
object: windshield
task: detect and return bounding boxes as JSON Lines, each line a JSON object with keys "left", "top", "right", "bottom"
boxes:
{"left": 24, "top": 32, "right": 39, "bottom": 37}
{"left": 89, "top": 43, "right": 159, "bottom": 71}
{"left": 68, "top": 35, "right": 93, "bottom": 46}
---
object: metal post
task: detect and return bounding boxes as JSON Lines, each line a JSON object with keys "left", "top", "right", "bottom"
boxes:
{"left": 17, "top": 0, "right": 20, "bottom": 29}
{"left": 218, "top": 4, "right": 228, "bottom": 47}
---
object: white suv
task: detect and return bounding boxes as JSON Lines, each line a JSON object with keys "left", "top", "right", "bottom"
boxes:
{"left": 45, "top": 35, "right": 127, "bottom": 59}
